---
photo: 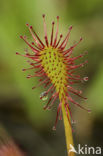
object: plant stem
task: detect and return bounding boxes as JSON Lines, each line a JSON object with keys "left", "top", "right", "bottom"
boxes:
{"left": 62, "top": 103, "right": 75, "bottom": 156}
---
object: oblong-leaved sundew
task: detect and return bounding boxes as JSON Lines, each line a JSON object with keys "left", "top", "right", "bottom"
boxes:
{"left": 17, "top": 15, "right": 91, "bottom": 156}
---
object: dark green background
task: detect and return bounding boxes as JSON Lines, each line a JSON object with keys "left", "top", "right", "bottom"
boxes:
{"left": 0, "top": 0, "right": 103, "bottom": 155}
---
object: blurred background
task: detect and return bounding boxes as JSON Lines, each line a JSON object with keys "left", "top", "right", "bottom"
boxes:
{"left": 0, "top": 0, "right": 103, "bottom": 155}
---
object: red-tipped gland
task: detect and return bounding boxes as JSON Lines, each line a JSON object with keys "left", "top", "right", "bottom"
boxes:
{"left": 32, "top": 42, "right": 34, "bottom": 45}
{"left": 30, "top": 62, "right": 35, "bottom": 66}
{"left": 69, "top": 25, "right": 73, "bottom": 30}
{"left": 30, "top": 26, "right": 33, "bottom": 29}
{"left": 42, "top": 14, "right": 45, "bottom": 18}
{"left": 83, "top": 77, "right": 88, "bottom": 81}
{"left": 57, "top": 16, "right": 59, "bottom": 19}
{"left": 80, "top": 37, "right": 83, "bottom": 41}
{"left": 20, "top": 35, "right": 23, "bottom": 39}
{"left": 60, "top": 34, "right": 63, "bottom": 38}
{"left": 27, "top": 75, "right": 31, "bottom": 79}
{"left": 16, "top": 52, "right": 20, "bottom": 55}
{"left": 32, "top": 86, "right": 36, "bottom": 89}
{"left": 25, "top": 53, "right": 30, "bottom": 56}
{"left": 26, "top": 23, "right": 29, "bottom": 27}
{"left": 24, "top": 35, "right": 27, "bottom": 39}
{"left": 22, "top": 69, "right": 26, "bottom": 71}
{"left": 52, "top": 21, "right": 55, "bottom": 25}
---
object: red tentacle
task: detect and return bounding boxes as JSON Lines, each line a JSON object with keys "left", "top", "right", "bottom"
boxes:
{"left": 42, "top": 14, "right": 49, "bottom": 47}
{"left": 53, "top": 102, "right": 62, "bottom": 130}
{"left": 20, "top": 36, "right": 39, "bottom": 53}
{"left": 53, "top": 16, "right": 59, "bottom": 47}
{"left": 59, "top": 26, "right": 72, "bottom": 49}
{"left": 50, "top": 22, "right": 55, "bottom": 46}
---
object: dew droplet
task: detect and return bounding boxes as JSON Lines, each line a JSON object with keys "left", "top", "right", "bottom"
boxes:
{"left": 47, "top": 107, "right": 51, "bottom": 110}
{"left": 72, "top": 120, "right": 76, "bottom": 124}
{"left": 79, "top": 90, "right": 82, "bottom": 94}
{"left": 40, "top": 91, "right": 48, "bottom": 101}
{"left": 52, "top": 126, "right": 56, "bottom": 131}
{"left": 83, "top": 77, "right": 88, "bottom": 81}
{"left": 88, "top": 109, "right": 92, "bottom": 113}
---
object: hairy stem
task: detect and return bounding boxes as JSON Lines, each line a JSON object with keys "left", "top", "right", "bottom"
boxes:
{"left": 62, "top": 103, "right": 75, "bottom": 156}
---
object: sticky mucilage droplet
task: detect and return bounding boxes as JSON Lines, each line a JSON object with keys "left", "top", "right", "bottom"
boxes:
{"left": 83, "top": 77, "right": 88, "bottom": 81}
{"left": 40, "top": 91, "right": 48, "bottom": 101}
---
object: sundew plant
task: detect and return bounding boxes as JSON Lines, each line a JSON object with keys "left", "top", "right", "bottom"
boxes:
{"left": 16, "top": 15, "right": 90, "bottom": 156}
